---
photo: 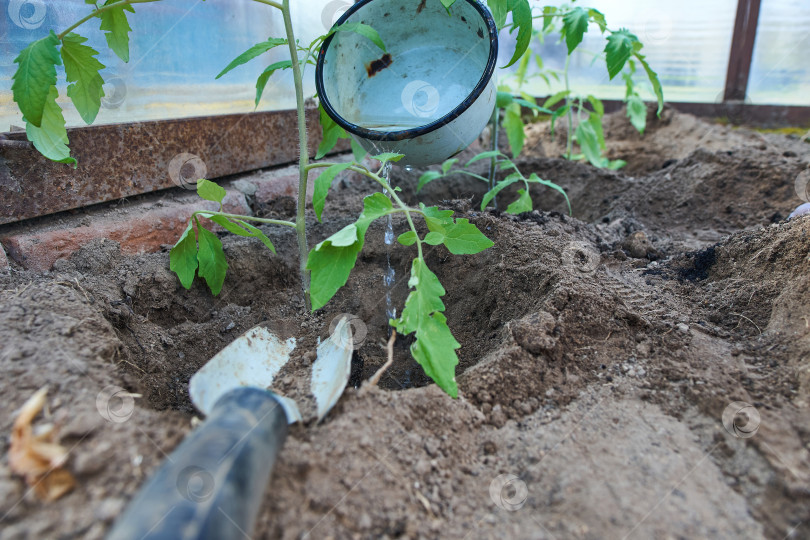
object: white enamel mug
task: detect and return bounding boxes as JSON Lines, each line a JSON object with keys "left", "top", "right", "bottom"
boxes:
{"left": 315, "top": 0, "right": 498, "bottom": 167}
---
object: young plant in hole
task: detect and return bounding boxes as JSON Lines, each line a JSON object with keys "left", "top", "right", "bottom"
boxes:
{"left": 10, "top": 0, "right": 510, "bottom": 397}
{"left": 420, "top": 2, "right": 664, "bottom": 213}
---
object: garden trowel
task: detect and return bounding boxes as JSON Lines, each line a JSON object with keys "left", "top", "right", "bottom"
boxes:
{"left": 107, "top": 318, "right": 353, "bottom": 540}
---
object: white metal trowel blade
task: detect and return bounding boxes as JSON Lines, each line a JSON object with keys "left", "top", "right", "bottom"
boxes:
{"left": 189, "top": 326, "right": 299, "bottom": 420}
{"left": 311, "top": 316, "right": 353, "bottom": 422}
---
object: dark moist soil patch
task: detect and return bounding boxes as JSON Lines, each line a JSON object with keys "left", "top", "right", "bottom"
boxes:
{"left": 1, "top": 108, "right": 810, "bottom": 539}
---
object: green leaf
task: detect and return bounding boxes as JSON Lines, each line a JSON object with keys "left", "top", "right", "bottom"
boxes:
{"left": 576, "top": 118, "right": 601, "bottom": 167}
{"left": 543, "top": 90, "right": 570, "bottom": 109}
{"left": 503, "top": 103, "right": 525, "bottom": 158}
{"left": 506, "top": 188, "right": 532, "bottom": 214}
{"left": 350, "top": 138, "right": 367, "bottom": 161}
{"left": 99, "top": 0, "right": 135, "bottom": 62}
{"left": 316, "top": 103, "right": 347, "bottom": 159}
{"left": 424, "top": 231, "right": 444, "bottom": 245}
{"left": 527, "top": 173, "right": 572, "bottom": 214}
{"left": 562, "top": 7, "right": 589, "bottom": 54}
{"left": 441, "top": 0, "right": 456, "bottom": 11}
{"left": 481, "top": 172, "right": 521, "bottom": 210}
{"left": 634, "top": 52, "right": 664, "bottom": 116}
{"left": 313, "top": 162, "right": 353, "bottom": 221}
{"left": 333, "top": 22, "right": 386, "bottom": 52}
{"left": 607, "top": 159, "right": 627, "bottom": 170}
{"left": 196, "top": 224, "right": 228, "bottom": 295}
{"left": 216, "top": 38, "right": 287, "bottom": 79}
{"left": 392, "top": 258, "right": 459, "bottom": 397}
{"left": 441, "top": 158, "right": 458, "bottom": 175}
{"left": 465, "top": 150, "right": 504, "bottom": 167}
{"left": 209, "top": 215, "right": 253, "bottom": 237}
{"left": 589, "top": 8, "right": 607, "bottom": 33}
{"left": 60, "top": 33, "right": 105, "bottom": 125}
{"left": 514, "top": 99, "right": 552, "bottom": 115}
{"left": 496, "top": 91, "right": 514, "bottom": 108}
{"left": 503, "top": 0, "right": 532, "bottom": 69}
{"left": 12, "top": 31, "right": 61, "bottom": 128}
{"left": 398, "top": 231, "right": 418, "bottom": 246}
{"left": 542, "top": 6, "right": 557, "bottom": 31}
{"left": 420, "top": 204, "right": 454, "bottom": 231}
{"left": 255, "top": 60, "right": 293, "bottom": 107}
{"left": 440, "top": 219, "right": 494, "bottom": 254}
{"left": 627, "top": 94, "right": 647, "bottom": 133}
{"left": 587, "top": 94, "right": 605, "bottom": 118}
{"left": 237, "top": 220, "right": 276, "bottom": 253}
{"left": 487, "top": 0, "right": 508, "bottom": 29}
{"left": 197, "top": 179, "right": 226, "bottom": 205}
{"left": 328, "top": 224, "right": 362, "bottom": 247}
{"left": 605, "top": 30, "right": 636, "bottom": 80}
{"left": 170, "top": 222, "right": 198, "bottom": 290}
{"left": 307, "top": 193, "right": 392, "bottom": 310}
{"left": 417, "top": 170, "right": 443, "bottom": 192}
{"left": 371, "top": 152, "right": 404, "bottom": 165}
{"left": 25, "top": 86, "right": 76, "bottom": 166}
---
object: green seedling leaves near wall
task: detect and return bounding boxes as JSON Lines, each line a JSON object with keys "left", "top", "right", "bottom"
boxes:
{"left": 216, "top": 38, "right": 288, "bottom": 79}
{"left": 316, "top": 103, "right": 347, "bottom": 159}
{"left": 481, "top": 172, "right": 521, "bottom": 210}
{"left": 562, "top": 7, "right": 589, "bottom": 54}
{"left": 392, "top": 258, "right": 460, "bottom": 397}
{"left": 313, "top": 162, "right": 353, "bottom": 221}
{"left": 634, "top": 51, "right": 664, "bottom": 115}
{"left": 604, "top": 29, "right": 636, "bottom": 79}
{"left": 626, "top": 94, "right": 647, "bottom": 133}
{"left": 170, "top": 222, "right": 198, "bottom": 290}
{"left": 196, "top": 178, "right": 226, "bottom": 206}
{"left": 12, "top": 31, "right": 61, "bottom": 128}
{"left": 506, "top": 188, "right": 532, "bottom": 214}
{"left": 504, "top": 0, "right": 532, "bottom": 68}
{"left": 255, "top": 60, "right": 294, "bottom": 106}
{"left": 99, "top": 0, "right": 136, "bottom": 62}
{"left": 503, "top": 102, "right": 525, "bottom": 158}
{"left": 26, "top": 86, "right": 76, "bottom": 166}
{"left": 307, "top": 192, "right": 392, "bottom": 310}
{"left": 196, "top": 223, "right": 228, "bottom": 295}
{"left": 61, "top": 33, "right": 106, "bottom": 125}
{"left": 371, "top": 152, "right": 405, "bottom": 165}
{"left": 331, "top": 22, "right": 386, "bottom": 52}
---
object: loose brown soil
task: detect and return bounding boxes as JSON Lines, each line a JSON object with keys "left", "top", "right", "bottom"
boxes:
{"left": 1, "top": 108, "right": 809, "bottom": 539}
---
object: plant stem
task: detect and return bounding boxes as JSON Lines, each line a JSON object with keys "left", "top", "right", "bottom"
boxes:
{"left": 282, "top": 0, "right": 312, "bottom": 310}
{"left": 193, "top": 211, "right": 295, "bottom": 228}
{"left": 57, "top": 0, "right": 161, "bottom": 39}
{"left": 488, "top": 106, "right": 500, "bottom": 210}
{"left": 564, "top": 54, "right": 574, "bottom": 160}
{"left": 251, "top": 0, "right": 283, "bottom": 9}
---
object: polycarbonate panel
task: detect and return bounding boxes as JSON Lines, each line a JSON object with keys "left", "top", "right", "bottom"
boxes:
{"left": 0, "top": 0, "right": 340, "bottom": 130}
{"left": 747, "top": 0, "right": 810, "bottom": 106}
{"left": 505, "top": 0, "right": 738, "bottom": 104}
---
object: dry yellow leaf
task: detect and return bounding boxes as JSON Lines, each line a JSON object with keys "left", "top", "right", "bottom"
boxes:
{"left": 9, "top": 387, "right": 76, "bottom": 501}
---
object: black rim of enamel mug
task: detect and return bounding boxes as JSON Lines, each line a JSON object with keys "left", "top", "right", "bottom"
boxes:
{"left": 315, "top": 0, "right": 499, "bottom": 142}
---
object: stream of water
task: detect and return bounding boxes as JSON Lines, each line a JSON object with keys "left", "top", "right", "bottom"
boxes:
{"left": 382, "top": 163, "right": 396, "bottom": 323}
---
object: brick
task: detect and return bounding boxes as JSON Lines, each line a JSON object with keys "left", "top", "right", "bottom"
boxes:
{"left": 0, "top": 190, "right": 250, "bottom": 272}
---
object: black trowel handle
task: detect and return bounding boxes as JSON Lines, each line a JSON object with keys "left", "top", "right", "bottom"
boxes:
{"left": 107, "top": 387, "right": 288, "bottom": 540}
